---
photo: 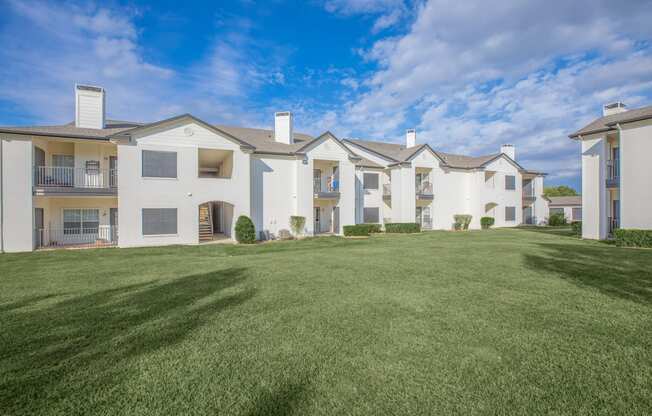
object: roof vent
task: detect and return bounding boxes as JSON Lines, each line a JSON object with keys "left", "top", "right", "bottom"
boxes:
{"left": 603, "top": 102, "right": 627, "bottom": 117}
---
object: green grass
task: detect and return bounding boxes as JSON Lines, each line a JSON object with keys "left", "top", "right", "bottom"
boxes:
{"left": 1, "top": 229, "right": 651, "bottom": 415}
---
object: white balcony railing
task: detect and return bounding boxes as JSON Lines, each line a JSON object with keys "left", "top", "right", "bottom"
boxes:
{"left": 416, "top": 181, "right": 433, "bottom": 195}
{"left": 34, "top": 226, "right": 118, "bottom": 249}
{"left": 34, "top": 166, "right": 118, "bottom": 189}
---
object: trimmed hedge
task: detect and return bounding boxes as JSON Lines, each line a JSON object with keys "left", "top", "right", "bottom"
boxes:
{"left": 343, "top": 224, "right": 370, "bottom": 236}
{"left": 385, "top": 222, "right": 421, "bottom": 233}
{"left": 235, "top": 215, "right": 256, "bottom": 244}
{"left": 571, "top": 221, "right": 582, "bottom": 237}
{"left": 343, "top": 223, "right": 381, "bottom": 237}
{"left": 614, "top": 229, "right": 652, "bottom": 248}
{"left": 480, "top": 216, "right": 495, "bottom": 229}
{"left": 548, "top": 213, "right": 567, "bottom": 226}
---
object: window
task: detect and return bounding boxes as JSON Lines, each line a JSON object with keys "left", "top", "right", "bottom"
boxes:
{"left": 505, "top": 175, "right": 516, "bottom": 190}
{"left": 572, "top": 207, "right": 582, "bottom": 221}
{"left": 363, "top": 207, "right": 379, "bottom": 223}
{"left": 550, "top": 208, "right": 564, "bottom": 216}
{"left": 63, "top": 208, "right": 99, "bottom": 235}
{"left": 363, "top": 173, "right": 379, "bottom": 190}
{"left": 142, "top": 208, "right": 177, "bottom": 235}
{"left": 85, "top": 160, "right": 100, "bottom": 174}
{"left": 505, "top": 206, "right": 516, "bottom": 222}
{"left": 142, "top": 150, "right": 177, "bottom": 178}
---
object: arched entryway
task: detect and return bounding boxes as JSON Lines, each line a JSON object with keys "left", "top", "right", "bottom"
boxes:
{"left": 199, "top": 201, "right": 234, "bottom": 243}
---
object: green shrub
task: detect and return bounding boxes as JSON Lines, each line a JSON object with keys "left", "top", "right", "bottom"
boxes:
{"left": 453, "top": 222, "right": 462, "bottom": 231}
{"left": 614, "top": 229, "right": 652, "bottom": 248}
{"left": 480, "top": 217, "right": 495, "bottom": 229}
{"left": 571, "top": 221, "right": 582, "bottom": 236}
{"left": 385, "top": 223, "right": 420, "bottom": 233}
{"left": 364, "top": 223, "right": 382, "bottom": 233}
{"left": 290, "top": 216, "right": 306, "bottom": 237}
{"left": 235, "top": 215, "right": 256, "bottom": 244}
{"left": 454, "top": 214, "right": 472, "bottom": 230}
{"left": 548, "top": 213, "right": 567, "bottom": 226}
{"left": 343, "top": 224, "right": 370, "bottom": 236}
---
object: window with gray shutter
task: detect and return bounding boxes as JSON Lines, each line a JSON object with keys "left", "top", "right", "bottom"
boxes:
{"left": 363, "top": 173, "right": 379, "bottom": 190}
{"left": 505, "top": 206, "right": 516, "bottom": 221}
{"left": 142, "top": 150, "right": 177, "bottom": 178}
{"left": 363, "top": 207, "right": 380, "bottom": 223}
{"left": 505, "top": 175, "right": 516, "bottom": 190}
{"left": 142, "top": 208, "right": 177, "bottom": 235}
{"left": 572, "top": 208, "right": 582, "bottom": 221}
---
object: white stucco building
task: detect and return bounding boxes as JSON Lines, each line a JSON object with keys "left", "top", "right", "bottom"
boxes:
{"left": 569, "top": 102, "right": 652, "bottom": 239}
{"left": 0, "top": 85, "right": 546, "bottom": 252}
{"left": 547, "top": 196, "right": 581, "bottom": 222}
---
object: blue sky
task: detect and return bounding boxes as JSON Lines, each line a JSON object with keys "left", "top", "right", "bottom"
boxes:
{"left": 2, "top": 0, "right": 652, "bottom": 191}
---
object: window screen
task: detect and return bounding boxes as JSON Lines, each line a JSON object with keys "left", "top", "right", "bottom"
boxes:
{"left": 142, "top": 150, "right": 177, "bottom": 178}
{"left": 363, "top": 173, "right": 379, "bottom": 190}
{"left": 572, "top": 208, "right": 582, "bottom": 221}
{"left": 505, "top": 206, "right": 516, "bottom": 221}
{"left": 505, "top": 175, "right": 516, "bottom": 190}
{"left": 363, "top": 207, "right": 380, "bottom": 223}
{"left": 142, "top": 208, "right": 177, "bottom": 235}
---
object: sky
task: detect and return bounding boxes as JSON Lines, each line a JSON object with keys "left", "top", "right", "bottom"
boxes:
{"left": 2, "top": 0, "right": 652, "bottom": 191}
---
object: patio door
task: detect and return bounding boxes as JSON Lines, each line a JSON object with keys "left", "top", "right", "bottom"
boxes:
{"left": 313, "top": 169, "right": 321, "bottom": 192}
{"left": 333, "top": 206, "right": 340, "bottom": 234}
{"left": 109, "top": 156, "right": 118, "bottom": 187}
{"left": 415, "top": 207, "right": 422, "bottom": 226}
{"left": 34, "top": 208, "right": 44, "bottom": 248}
{"left": 314, "top": 207, "right": 320, "bottom": 233}
{"left": 52, "top": 154, "right": 75, "bottom": 186}
{"left": 110, "top": 208, "right": 118, "bottom": 242}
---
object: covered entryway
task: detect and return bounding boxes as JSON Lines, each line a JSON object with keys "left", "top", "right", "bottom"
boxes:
{"left": 199, "top": 201, "right": 234, "bottom": 243}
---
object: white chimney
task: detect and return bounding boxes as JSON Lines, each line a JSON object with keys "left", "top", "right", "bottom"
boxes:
{"left": 406, "top": 128, "right": 416, "bottom": 147}
{"left": 75, "top": 84, "right": 105, "bottom": 129}
{"left": 501, "top": 144, "right": 515, "bottom": 160}
{"left": 603, "top": 102, "right": 627, "bottom": 117}
{"left": 274, "top": 111, "right": 293, "bottom": 144}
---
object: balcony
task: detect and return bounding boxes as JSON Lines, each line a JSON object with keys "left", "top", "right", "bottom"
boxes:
{"left": 34, "top": 226, "right": 118, "bottom": 249}
{"left": 383, "top": 183, "right": 391, "bottom": 199}
{"left": 314, "top": 176, "right": 340, "bottom": 199}
{"left": 33, "top": 166, "right": 117, "bottom": 196}
{"left": 416, "top": 181, "right": 434, "bottom": 200}
{"left": 606, "top": 159, "right": 619, "bottom": 188}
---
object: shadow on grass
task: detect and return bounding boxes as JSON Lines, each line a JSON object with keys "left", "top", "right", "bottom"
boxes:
{"left": 247, "top": 380, "right": 312, "bottom": 416}
{"left": 0, "top": 268, "right": 255, "bottom": 413}
{"left": 524, "top": 243, "right": 652, "bottom": 304}
{"left": 516, "top": 226, "right": 577, "bottom": 238}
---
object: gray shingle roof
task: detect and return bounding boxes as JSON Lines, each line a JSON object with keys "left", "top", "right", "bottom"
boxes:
{"left": 569, "top": 105, "right": 652, "bottom": 138}
{"left": 344, "top": 138, "right": 503, "bottom": 169}
{"left": 548, "top": 196, "right": 582, "bottom": 206}
{"left": 0, "top": 120, "right": 140, "bottom": 139}
{"left": 214, "top": 124, "right": 314, "bottom": 154}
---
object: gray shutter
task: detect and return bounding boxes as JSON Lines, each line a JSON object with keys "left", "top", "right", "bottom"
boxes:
{"left": 363, "top": 173, "right": 379, "bottom": 190}
{"left": 142, "top": 208, "right": 178, "bottom": 235}
{"left": 363, "top": 207, "right": 379, "bottom": 223}
{"left": 505, "top": 175, "right": 516, "bottom": 190}
{"left": 142, "top": 150, "right": 177, "bottom": 178}
{"left": 505, "top": 206, "right": 516, "bottom": 221}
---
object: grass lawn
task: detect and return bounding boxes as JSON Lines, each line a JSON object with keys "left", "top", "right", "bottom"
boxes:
{"left": 1, "top": 228, "right": 651, "bottom": 415}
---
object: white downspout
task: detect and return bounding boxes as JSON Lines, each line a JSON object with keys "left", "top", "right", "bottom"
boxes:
{"left": 0, "top": 137, "right": 4, "bottom": 253}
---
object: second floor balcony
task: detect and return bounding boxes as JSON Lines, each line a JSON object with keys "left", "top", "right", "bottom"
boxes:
{"left": 606, "top": 159, "right": 619, "bottom": 188}
{"left": 33, "top": 166, "right": 118, "bottom": 196}
{"left": 416, "top": 181, "right": 434, "bottom": 200}
{"left": 313, "top": 175, "right": 340, "bottom": 199}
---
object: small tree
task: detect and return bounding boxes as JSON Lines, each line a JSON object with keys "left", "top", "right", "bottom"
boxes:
{"left": 544, "top": 185, "right": 578, "bottom": 198}
{"left": 235, "top": 215, "right": 256, "bottom": 244}
{"left": 548, "top": 213, "right": 567, "bottom": 226}
{"left": 454, "top": 214, "right": 472, "bottom": 230}
{"left": 290, "top": 216, "right": 306, "bottom": 238}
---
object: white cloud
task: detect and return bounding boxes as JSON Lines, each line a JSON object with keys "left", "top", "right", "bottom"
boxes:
{"left": 0, "top": 0, "right": 284, "bottom": 126}
{"left": 329, "top": 0, "right": 652, "bottom": 184}
{"left": 323, "top": 0, "right": 408, "bottom": 32}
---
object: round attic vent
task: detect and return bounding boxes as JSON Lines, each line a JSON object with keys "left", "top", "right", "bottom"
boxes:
{"left": 184, "top": 127, "right": 194, "bottom": 136}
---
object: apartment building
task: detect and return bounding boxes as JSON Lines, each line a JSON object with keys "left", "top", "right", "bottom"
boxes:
{"left": 547, "top": 196, "right": 582, "bottom": 223}
{"left": 569, "top": 102, "right": 652, "bottom": 239}
{"left": 0, "top": 85, "right": 546, "bottom": 252}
